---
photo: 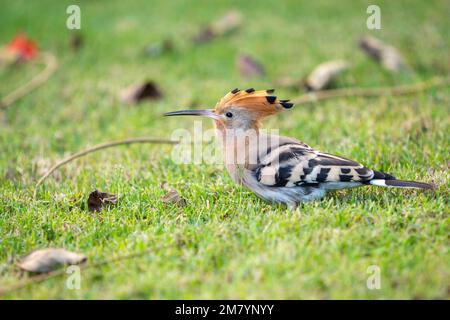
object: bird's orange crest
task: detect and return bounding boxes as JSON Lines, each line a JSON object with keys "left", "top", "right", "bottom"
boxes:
{"left": 214, "top": 88, "right": 294, "bottom": 118}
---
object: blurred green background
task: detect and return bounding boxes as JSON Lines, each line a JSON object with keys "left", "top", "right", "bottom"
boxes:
{"left": 0, "top": 0, "right": 449, "bottom": 299}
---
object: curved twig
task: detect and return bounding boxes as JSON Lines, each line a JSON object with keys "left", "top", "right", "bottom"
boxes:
{"left": 33, "top": 137, "right": 179, "bottom": 198}
{"left": 292, "top": 77, "right": 450, "bottom": 105}
{"left": 0, "top": 52, "right": 58, "bottom": 109}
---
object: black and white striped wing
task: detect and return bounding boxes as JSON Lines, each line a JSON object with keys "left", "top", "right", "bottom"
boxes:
{"left": 255, "top": 143, "right": 375, "bottom": 187}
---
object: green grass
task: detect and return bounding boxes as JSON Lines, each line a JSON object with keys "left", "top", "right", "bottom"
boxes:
{"left": 0, "top": 0, "right": 449, "bottom": 299}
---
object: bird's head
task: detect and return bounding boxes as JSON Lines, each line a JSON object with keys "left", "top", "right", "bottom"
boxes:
{"left": 164, "top": 88, "right": 293, "bottom": 131}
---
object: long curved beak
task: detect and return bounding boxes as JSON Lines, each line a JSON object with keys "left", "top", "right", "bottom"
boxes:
{"left": 164, "top": 109, "right": 221, "bottom": 120}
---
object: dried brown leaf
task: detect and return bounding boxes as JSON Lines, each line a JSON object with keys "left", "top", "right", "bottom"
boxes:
{"left": 237, "top": 54, "right": 265, "bottom": 78}
{"left": 120, "top": 81, "right": 162, "bottom": 105}
{"left": 304, "top": 60, "right": 350, "bottom": 91}
{"left": 212, "top": 10, "right": 242, "bottom": 35}
{"left": 359, "top": 36, "right": 406, "bottom": 72}
{"left": 32, "top": 157, "right": 61, "bottom": 182}
{"left": 88, "top": 189, "right": 118, "bottom": 212}
{"left": 194, "top": 28, "right": 215, "bottom": 44}
{"left": 18, "top": 248, "right": 87, "bottom": 273}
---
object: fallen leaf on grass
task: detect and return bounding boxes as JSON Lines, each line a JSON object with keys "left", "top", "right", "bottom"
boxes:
{"left": 144, "top": 39, "right": 174, "bottom": 57}
{"left": 5, "top": 32, "right": 38, "bottom": 62}
{"left": 161, "top": 185, "right": 186, "bottom": 207}
{"left": 194, "top": 28, "right": 215, "bottom": 44}
{"left": 212, "top": 10, "right": 242, "bottom": 36}
{"left": 32, "top": 157, "right": 61, "bottom": 182}
{"left": 88, "top": 189, "right": 118, "bottom": 212}
{"left": 359, "top": 36, "right": 406, "bottom": 72}
{"left": 69, "top": 33, "right": 83, "bottom": 51}
{"left": 18, "top": 248, "right": 86, "bottom": 273}
{"left": 237, "top": 54, "right": 265, "bottom": 78}
{"left": 304, "top": 60, "right": 350, "bottom": 91}
{"left": 194, "top": 10, "right": 243, "bottom": 44}
{"left": 120, "top": 81, "right": 163, "bottom": 105}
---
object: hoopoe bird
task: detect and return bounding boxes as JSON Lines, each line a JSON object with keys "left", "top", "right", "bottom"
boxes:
{"left": 165, "top": 88, "right": 434, "bottom": 209}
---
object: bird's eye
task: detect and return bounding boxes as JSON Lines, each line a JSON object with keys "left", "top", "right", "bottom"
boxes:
{"left": 225, "top": 112, "right": 233, "bottom": 118}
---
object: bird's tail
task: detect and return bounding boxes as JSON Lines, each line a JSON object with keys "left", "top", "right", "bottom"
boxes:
{"left": 368, "top": 171, "right": 434, "bottom": 190}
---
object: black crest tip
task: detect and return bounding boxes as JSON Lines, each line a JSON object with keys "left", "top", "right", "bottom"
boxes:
{"left": 280, "top": 99, "right": 290, "bottom": 103}
{"left": 245, "top": 88, "right": 255, "bottom": 93}
{"left": 280, "top": 102, "right": 294, "bottom": 109}
{"left": 265, "top": 96, "right": 277, "bottom": 104}
{"left": 266, "top": 89, "right": 275, "bottom": 94}
{"left": 231, "top": 88, "right": 240, "bottom": 94}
